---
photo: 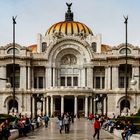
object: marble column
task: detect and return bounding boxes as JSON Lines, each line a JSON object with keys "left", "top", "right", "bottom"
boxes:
{"left": 46, "top": 67, "right": 52, "bottom": 87}
{"left": 31, "top": 67, "right": 34, "bottom": 89}
{"left": 112, "top": 66, "right": 118, "bottom": 89}
{"left": 103, "top": 97, "right": 106, "bottom": 115}
{"left": 74, "top": 96, "right": 78, "bottom": 117}
{"left": 46, "top": 96, "right": 49, "bottom": 116}
{"left": 132, "top": 66, "right": 139, "bottom": 90}
{"left": 87, "top": 67, "right": 93, "bottom": 88}
{"left": 43, "top": 99, "right": 45, "bottom": 115}
{"left": 53, "top": 67, "right": 55, "bottom": 87}
{"left": 89, "top": 97, "right": 93, "bottom": 114}
{"left": 45, "top": 67, "right": 48, "bottom": 88}
{"left": 93, "top": 97, "right": 96, "bottom": 114}
{"left": 28, "top": 66, "right": 31, "bottom": 89}
{"left": 32, "top": 97, "right": 35, "bottom": 118}
{"left": 85, "top": 96, "right": 88, "bottom": 117}
{"left": 61, "top": 95, "right": 64, "bottom": 115}
{"left": 81, "top": 68, "right": 86, "bottom": 87}
{"left": 20, "top": 66, "right": 26, "bottom": 90}
{"left": 0, "top": 66, "right": 6, "bottom": 89}
{"left": 50, "top": 96, "right": 54, "bottom": 117}
{"left": 57, "top": 68, "right": 61, "bottom": 86}
{"left": 79, "top": 69, "right": 81, "bottom": 86}
{"left": 107, "top": 67, "right": 111, "bottom": 89}
{"left": 105, "top": 67, "right": 108, "bottom": 89}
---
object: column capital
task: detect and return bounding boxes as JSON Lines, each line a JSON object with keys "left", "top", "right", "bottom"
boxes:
{"left": 132, "top": 65, "right": 139, "bottom": 68}
{"left": 112, "top": 65, "right": 119, "bottom": 68}
{"left": 61, "top": 95, "right": 64, "bottom": 97}
{"left": 87, "top": 66, "right": 94, "bottom": 69}
{"left": 20, "top": 65, "right": 26, "bottom": 67}
{"left": 74, "top": 95, "right": 78, "bottom": 98}
{"left": 85, "top": 95, "right": 89, "bottom": 98}
{"left": 43, "top": 94, "right": 47, "bottom": 98}
{"left": 0, "top": 65, "right": 6, "bottom": 67}
{"left": 50, "top": 95, "right": 54, "bottom": 98}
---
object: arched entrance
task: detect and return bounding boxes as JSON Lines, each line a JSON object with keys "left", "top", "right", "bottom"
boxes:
{"left": 8, "top": 99, "right": 18, "bottom": 113}
{"left": 120, "top": 99, "right": 130, "bottom": 114}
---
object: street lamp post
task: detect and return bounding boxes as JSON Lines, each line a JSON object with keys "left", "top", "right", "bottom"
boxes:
{"left": 124, "top": 16, "right": 128, "bottom": 114}
{"left": 12, "top": 16, "right": 17, "bottom": 113}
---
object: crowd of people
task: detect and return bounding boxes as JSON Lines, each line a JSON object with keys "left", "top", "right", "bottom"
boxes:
{"left": 57, "top": 112, "right": 75, "bottom": 134}
{"left": 87, "top": 113, "right": 137, "bottom": 140}
{"left": 0, "top": 112, "right": 138, "bottom": 140}
{"left": 0, "top": 113, "right": 46, "bottom": 140}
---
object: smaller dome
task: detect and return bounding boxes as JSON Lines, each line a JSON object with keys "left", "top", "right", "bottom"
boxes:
{"left": 28, "top": 44, "right": 37, "bottom": 53}
{"left": 46, "top": 21, "right": 93, "bottom": 36}
{"left": 101, "top": 44, "right": 111, "bottom": 53}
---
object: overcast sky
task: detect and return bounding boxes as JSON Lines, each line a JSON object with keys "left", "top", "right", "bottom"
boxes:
{"left": 0, "top": 0, "right": 140, "bottom": 47}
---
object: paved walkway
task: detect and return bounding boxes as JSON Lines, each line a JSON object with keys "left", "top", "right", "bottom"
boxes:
{"left": 18, "top": 118, "right": 121, "bottom": 140}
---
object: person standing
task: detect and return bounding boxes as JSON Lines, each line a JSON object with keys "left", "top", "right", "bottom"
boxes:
{"left": 1, "top": 119, "right": 11, "bottom": 140}
{"left": 93, "top": 117, "right": 101, "bottom": 140}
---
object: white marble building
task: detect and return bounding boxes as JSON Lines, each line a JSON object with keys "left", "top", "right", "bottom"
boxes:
{"left": 0, "top": 4, "right": 140, "bottom": 118}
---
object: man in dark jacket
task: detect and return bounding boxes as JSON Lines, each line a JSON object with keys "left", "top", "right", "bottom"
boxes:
{"left": 93, "top": 117, "right": 101, "bottom": 140}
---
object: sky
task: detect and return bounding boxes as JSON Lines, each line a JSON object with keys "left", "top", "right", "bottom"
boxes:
{"left": 0, "top": 0, "right": 140, "bottom": 47}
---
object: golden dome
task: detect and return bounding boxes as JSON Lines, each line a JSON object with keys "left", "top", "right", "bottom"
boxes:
{"left": 46, "top": 21, "right": 93, "bottom": 36}
{"left": 46, "top": 3, "right": 93, "bottom": 36}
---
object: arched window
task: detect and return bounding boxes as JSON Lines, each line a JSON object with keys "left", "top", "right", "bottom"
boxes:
{"left": 42, "top": 42, "right": 47, "bottom": 52}
{"left": 119, "top": 48, "right": 131, "bottom": 54}
{"left": 92, "top": 42, "right": 97, "bottom": 52}
{"left": 7, "top": 48, "right": 19, "bottom": 54}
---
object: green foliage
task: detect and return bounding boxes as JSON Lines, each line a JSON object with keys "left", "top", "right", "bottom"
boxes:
{"left": 116, "top": 116, "right": 140, "bottom": 131}
{"left": 0, "top": 114, "right": 15, "bottom": 123}
{"left": 135, "top": 108, "right": 140, "bottom": 116}
{"left": 116, "top": 116, "right": 140, "bottom": 123}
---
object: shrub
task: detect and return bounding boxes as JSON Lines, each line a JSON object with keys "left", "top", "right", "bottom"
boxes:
{"left": 116, "top": 116, "right": 140, "bottom": 123}
{"left": 0, "top": 113, "right": 15, "bottom": 123}
{"left": 135, "top": 108, "right": 140, "bottom": 116}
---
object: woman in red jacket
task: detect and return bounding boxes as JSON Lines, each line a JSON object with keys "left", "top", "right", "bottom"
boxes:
{"left": 93, "top": 117, "right": 101, "bottom": 140}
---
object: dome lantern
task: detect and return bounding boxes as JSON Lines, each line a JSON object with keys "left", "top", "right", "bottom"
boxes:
{"left": 65, "top": 3, "right": 73, "bottom": 21}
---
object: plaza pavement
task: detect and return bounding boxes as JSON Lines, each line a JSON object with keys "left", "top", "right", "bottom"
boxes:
{"left": 18, "top": 118, "right": 121, "bottom": 140}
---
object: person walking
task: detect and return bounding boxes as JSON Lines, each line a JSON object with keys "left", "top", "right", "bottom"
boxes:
{"left": 64, "top": 113, "right": 71, "bottom": 133}
{"left": 93, "top": 117, "right": 101, "bottom": 140}
{"left": 57, "top": 115, "right": 64, "bottom": 134}
{"left": 44, "top": 115, "right": 49, "bottom": 128}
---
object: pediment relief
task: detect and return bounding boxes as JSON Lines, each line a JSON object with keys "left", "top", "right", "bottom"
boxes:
{"left": 112, "top": 43, "right": 135, "bottom": 50}
{"left": 5, "top": 43, "right": 23, "bottom": 50}
{"left": 61, "top": 54, "right": 77, "bottom": 65}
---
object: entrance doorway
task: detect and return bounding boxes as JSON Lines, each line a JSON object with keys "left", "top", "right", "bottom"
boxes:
{"left": 8, "top": 99, "right": 18, "bottom": 113}
{"left": 120, "top": 99, "right": 130, "bottom": 114}
{"left": 64, "top": 97, "right": 74, "bottom": 113}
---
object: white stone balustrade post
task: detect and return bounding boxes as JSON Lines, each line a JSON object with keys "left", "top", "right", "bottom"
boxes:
{"left": 85, "top": 96, "right": 88, "bottom": 118}
{"left": 61, "top": 95, "right": 64, "bottom": 115}
{"left": 46, "top": 96, "right": 49, "bottom": 116}
{"left": 74, "top": 96, "right": 78, "bottom": 117}
{"left": 50, "top": 96, "right": 54, "bottom": 117}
